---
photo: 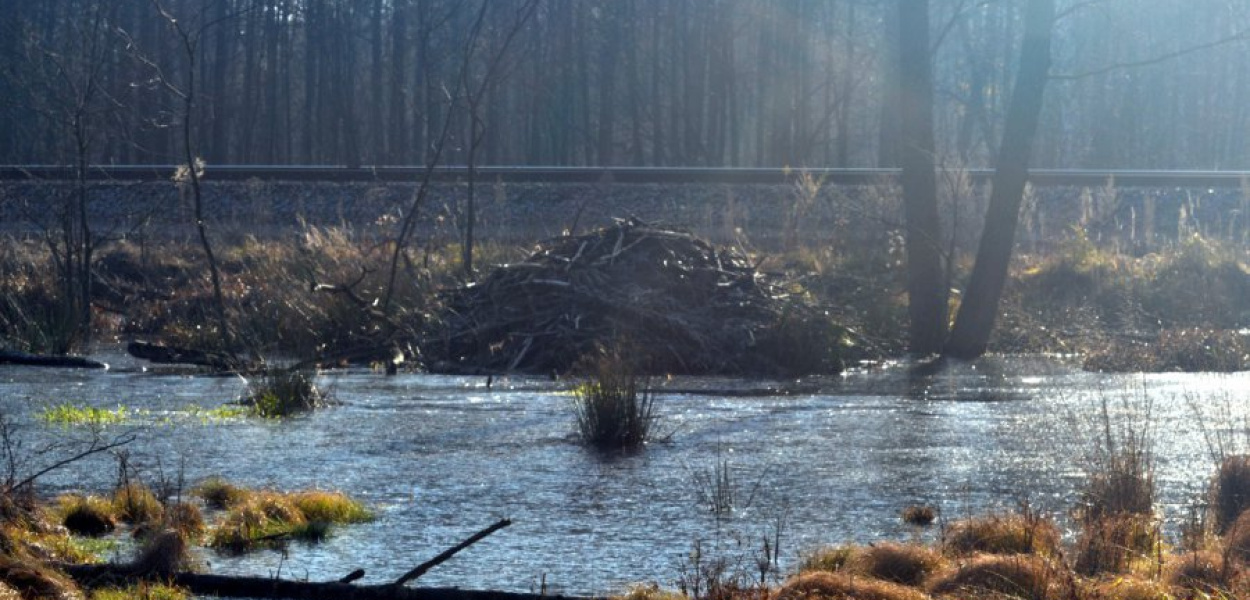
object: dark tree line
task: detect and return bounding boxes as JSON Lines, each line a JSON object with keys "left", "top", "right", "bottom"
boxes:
{"left": 2, "top": 0, "right": 1248, "bottom": 170}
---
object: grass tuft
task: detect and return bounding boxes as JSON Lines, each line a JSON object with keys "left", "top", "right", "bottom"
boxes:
{"left": 192, "top": 477, "right": 250, "bottom": 510}
{"left": 289, "top": 490, "right": 373, "bottom": 524}
{"left": 57, "top": 495, "right": 117, "bottom": 537}
{"left": 901, "top": 505, "right": 936, "bottom": 526}
{"left": 1073, "top": 514, "right": 1159, "bottom": 576}
{"left": 572, "top": 347, "right": 656, "bottom": 451}
{"left": 849, "top": 542, "right": 943, "bottom": 588}
{"left": 942, "top": 511, "right": 1061, "bottom": 557}
{"left": 244, "top": 369, "right": 325, "bottom": 418}
{"left": 775, "top": 570, "right": 929, "bottom": 600}
{"left": 928, "top": 553, "right": 1071, "bottom": 600}
{"left": 112, "top": 482, "right": 164, "bottom": 525}
{"left": 797, "top": 545, "right": 856, "bottom": 574}
{"left": 1166, "top": 550, "right": 1231, "bottom": 596}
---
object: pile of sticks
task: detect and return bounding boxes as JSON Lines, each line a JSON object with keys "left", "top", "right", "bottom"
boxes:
{"left": 429, "top": 218, "right": 843, "bottom": 376}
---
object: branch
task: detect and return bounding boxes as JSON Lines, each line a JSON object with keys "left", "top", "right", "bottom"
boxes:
{"left": 1051, "top": 27, "right": 1250, "bottom": 80}
{"left": 393, "top": 518, "right": 512, "bottom": 587}
{"left": 8, "top": 433, "right": 135, "bottom": 493}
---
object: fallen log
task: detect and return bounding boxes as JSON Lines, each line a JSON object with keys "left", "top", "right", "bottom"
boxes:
{"left": 60, "top": 565, "right": 604, "bottom": 600}
{"left": 0, "top": 349, "right": 106, "bottom": 369}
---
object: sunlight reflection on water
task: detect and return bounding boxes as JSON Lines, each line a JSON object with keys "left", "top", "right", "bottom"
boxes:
{"left": 1, "top": 352, "right": 1248, "bottom": 595}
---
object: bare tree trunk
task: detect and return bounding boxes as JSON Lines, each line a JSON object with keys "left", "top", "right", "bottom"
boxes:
{"left": 945, "top": 0, "right": 1055, "bottom": 359}
{"left": 897, "top": 0, "right": 947, "bottom": 355}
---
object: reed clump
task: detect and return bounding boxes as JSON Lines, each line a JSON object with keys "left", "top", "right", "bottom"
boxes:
{"left": 572, "top": 347, "right": 656, "bottom": 451}
{"left": 243, "top": 368, "right": 326, "bottom": 418}
{"left": 901, "top": 505, "right": 936, "bottom": 526}
{"left": 89, "top": 582, "right": 189, "bottom": 600}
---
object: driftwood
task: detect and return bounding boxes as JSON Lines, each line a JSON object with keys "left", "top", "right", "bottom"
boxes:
{"left": 126, "top": 340, "right": 239, "bottom": 370}
{"left": 0, "top": 350, "right": 106, "bottom": 369}
{"left": 59, "top": 519, "right": 574, "bottom": 600}
{"left": 430, "top": 218, "right": 845, "bottom": 377}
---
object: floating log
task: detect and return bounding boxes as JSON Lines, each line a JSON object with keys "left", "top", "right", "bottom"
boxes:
{"left": 126, "top": 340, "right": 238, "bottom": 370}
{"left": 0, "top": 350, "right": 106, "bottom": 369}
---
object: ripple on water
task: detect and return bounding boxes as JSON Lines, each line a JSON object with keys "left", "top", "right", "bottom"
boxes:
{"left": 3, "top": 354, "right": 1249, "bottom": 595}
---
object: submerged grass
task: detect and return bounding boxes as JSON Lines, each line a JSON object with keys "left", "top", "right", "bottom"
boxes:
{"left": 38, "top": 404, "right": 136, "bottom": 427}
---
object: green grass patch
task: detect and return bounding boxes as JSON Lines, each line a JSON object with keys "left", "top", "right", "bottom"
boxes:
{"left": 91, "top": 582, "right": 189, "bottom": 600}
{"left": 38, "top": 404, "right": 139, "bottom": 426}
{"left": 289, "top": 490, "right": 374, "bottom": 524}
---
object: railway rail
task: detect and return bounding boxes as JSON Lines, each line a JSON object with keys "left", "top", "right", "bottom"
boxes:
{"left": 2, "top": 165, "right": 1250, "bottom": 188}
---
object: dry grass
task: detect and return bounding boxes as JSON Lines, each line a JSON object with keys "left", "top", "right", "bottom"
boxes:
{"left": 192, "top": 477, "right": 249, "bottom": 510}
{"left": 848, "top": 543, "right": 944, "bottom": 588}
{"left": 928, "top": 554, "right": 1073, "bottom": 600}
{"left": 112, "top": 482, "right": 164, "bottom": 525}
{"left": 942, "top": 512, "right": 1061, "bottom": 557}
{"left": 1165, "top": 551, "right": 1233, "bottom": 597}
{"left": 0, "top": 553, "right": 83, "bottom": 600}
{"left": 1080, "top": 576, "right": 1173, "bottom": 600}
{"left": 775, "top": 570, "right": 929, "bottom": 600}
{"left": 1073, "top": 514, "right": 1159, "bottom": 576}
{"left": 798, "top": 546, "right": 857, "bottom": 574}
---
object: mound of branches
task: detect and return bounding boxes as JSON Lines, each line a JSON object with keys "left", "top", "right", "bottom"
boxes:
{"left": 428, "top": 219, "right": 844, "bottom": 377}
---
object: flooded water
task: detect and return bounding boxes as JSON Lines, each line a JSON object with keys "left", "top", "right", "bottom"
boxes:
{"left": 0, "top": 350, "right": 1246, "bottom": 596}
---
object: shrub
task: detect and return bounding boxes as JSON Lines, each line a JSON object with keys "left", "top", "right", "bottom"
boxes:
{"left": 244, "top": 368, "right": 325, "bottom": 418}
{"left": 112, "top": 482, "right": 164, "bottom": 525}
{"left": 572, "top": 348, "right": 656, "bottom": 450}
{"left": 942, "top": 512, "right": 1061, "bottom": 557}
{"left": 58, "top": 495, "right": 116, "bottom": 537}
{"left": 1214, "top": 455, "right": 1250, "bottom": 534}
{"left": 928, "top": 554, "right": 1072, "bottom": 600}
{"left": 849, "top": 543, "right": 943, "bottom": 588}
{"left": 192, "top": 477, "right": 249, "bottom": 510}
{"left": 775, "top": 571, "right": 929, "bottom": 600}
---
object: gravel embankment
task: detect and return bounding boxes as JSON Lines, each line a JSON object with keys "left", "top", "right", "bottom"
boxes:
{"left": 2, "top": 179, "right": 1243, "bottom": 248}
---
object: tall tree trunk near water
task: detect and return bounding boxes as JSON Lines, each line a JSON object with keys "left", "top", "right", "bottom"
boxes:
{"left": 897, "top": 0, "right": 947, "bottom": 355}
{"left": 945, "top": 0, "right": 1055, "bottom": 359}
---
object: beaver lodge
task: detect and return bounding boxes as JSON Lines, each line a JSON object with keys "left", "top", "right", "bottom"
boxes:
{"left": 428, "top": 218, "right": 846, "bottom": 377}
